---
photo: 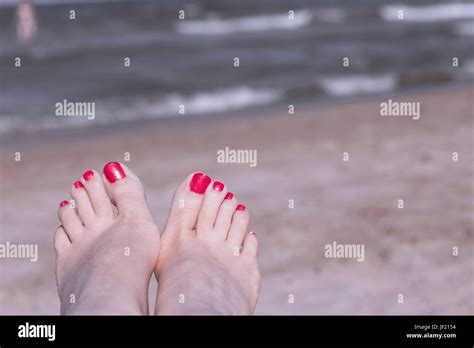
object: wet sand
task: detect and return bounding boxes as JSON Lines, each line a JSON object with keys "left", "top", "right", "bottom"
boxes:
{"left": 0, "top": 85, "right": 473, "bottom": 314}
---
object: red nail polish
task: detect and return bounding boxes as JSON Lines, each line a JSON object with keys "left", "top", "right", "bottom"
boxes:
{"left": 60, "top": 200, "right": 69, "bottom": 207}
{"left": 189, "top": 172, "right": 212, "bottom": 194}
{"left": 249, "top": 231, "right": 256, "bottom": 236}
{"left": 213, "top": 181, "right": 224, "bottom": 192}
{"left": 83, "top": 170, "right": 94, "bottom": 181}
{"left": 225, "top": 192, "right": 234, "bottom": 200}
{"left": 73, "top": 181, "right": 84, "bottom": 189}
{"left": 236, "top": 204, "right": 246, "bottom": 211}
{"left": 103, "top": 162, "right": 126, "bottom": 183}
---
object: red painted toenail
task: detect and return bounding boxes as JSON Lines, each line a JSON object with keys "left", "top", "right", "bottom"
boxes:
{"left": 103, "top": 162, "right": 126, "bottom": 183}
{"left": 83, "top": 170, "right": 94, "bottom": 181}
{"left": 73, "top": 181, "right": 84, "bottom": 189}
{"left": 60, "top": 200, "right": 69, "bottom": 207}
{"left": 213, "top": 181, "right": 224, "bottom": 192}
{"left": 225, "top": 192, "right": 234, "bottom": 200}
{"left": 189, "top": 172, "right": 212, "bottom": 194}
{"left": 249, "top": 231, "right": 256, "bottom": 236}
{"left": 236, "top": 204, "right": 246, "bottom": 211}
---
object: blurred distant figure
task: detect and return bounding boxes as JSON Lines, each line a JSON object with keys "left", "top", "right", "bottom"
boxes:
{"left": 16, "top": 1, "right": 37, "bottom": 44}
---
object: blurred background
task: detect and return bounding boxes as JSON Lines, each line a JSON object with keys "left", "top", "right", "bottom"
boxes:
{"left": 0, "top": 0, "right": 473, "bottom": 134}
{"left": 0, "top": 0, "right": 473, "bottom": 315}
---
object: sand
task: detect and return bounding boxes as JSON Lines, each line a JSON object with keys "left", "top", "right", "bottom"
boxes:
{"left": 0, "top": 85, "right": 472, "bottom": 314}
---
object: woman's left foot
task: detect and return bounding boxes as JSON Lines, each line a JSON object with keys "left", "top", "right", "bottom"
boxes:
{"left": 55, "top": 162, "right": 160, "bottom": 315}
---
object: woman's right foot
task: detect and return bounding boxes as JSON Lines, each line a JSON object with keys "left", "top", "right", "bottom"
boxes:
{"left": 155, "top": 173, "right": 260, "bottom": 315}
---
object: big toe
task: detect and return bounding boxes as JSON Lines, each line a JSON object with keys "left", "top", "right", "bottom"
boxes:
{"left": 163, "top": 172, "right": 212, "bottom": 237}
{"left": 102, "top": 162, "right": 151, "bottom": 220}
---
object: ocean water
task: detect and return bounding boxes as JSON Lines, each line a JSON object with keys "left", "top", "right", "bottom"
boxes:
{"left": 0, "top": 0, "right": 473, "bottom": 134}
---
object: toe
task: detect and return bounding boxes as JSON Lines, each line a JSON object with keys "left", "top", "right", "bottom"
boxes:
{"left": 213, "top": 192, "right": 237, "bottom": 241}
{"left": 196, "top": 181, "right": 228, "bottom": 237}
{"left": 163, "top": 172, "right": 211, "bottom": 237}
{"left": 102, "top": 162, "right": 150, "bottom": 220}
{"left": 242, "top": 231, "right": 258, "bottom": 258}
{"left": 70, "top": 181, "right": 95, "bottom": 226}
{"left": 58, "top": 200, "right": 83, "bottom": 241}
{"left": 226, "top": 204, "right": 249, "bottom": 248}
{"left": 54, "top": 225, "right": 71, "bottom": 253}
{"left": 82, "top": 169, "right": 114, "bottom": 219}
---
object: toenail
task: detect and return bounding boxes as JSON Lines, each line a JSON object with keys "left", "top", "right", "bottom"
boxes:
{"left": 213, "top": 181, "right": 224, "bottom": 192}
{"left": 73, "top": 181, "right": 84, "bottom": 189}
{"left": 189, "top": 172, "right": 212, "bottom": 194}
{"left": 83, "top": 170, "right": 94, "bottom": 181}
{"left": 103, "top": 162, "right": 126, "bottom": 183}
{"left": 60, "top": 200, "right": 69, "bottom": 207}
{"left": 225, "top": 192, "right": 234, "bottom": 200}
{"left": 249, "top": 231, "right": 256, "bottom": 236}
{"left": 236, "top": 204, "right": 246, "bottom": 211}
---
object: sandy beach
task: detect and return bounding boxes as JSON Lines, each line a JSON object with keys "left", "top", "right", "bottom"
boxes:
{"left": 0, "top": 85, "right": 472, "bottom": 314}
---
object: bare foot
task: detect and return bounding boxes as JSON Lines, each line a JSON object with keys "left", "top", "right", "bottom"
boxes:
{"left": 155, "top": 173, "right": 260, "bottom": 315}
{"left": 55, "top": 162, "right": 160, "bottom": 315}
